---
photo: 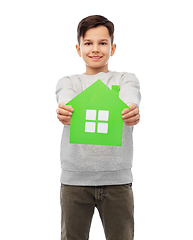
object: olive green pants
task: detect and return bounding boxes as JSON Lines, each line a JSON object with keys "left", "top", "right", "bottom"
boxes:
{"left": 60, "top": 184, "right": 134, "bottom": 240}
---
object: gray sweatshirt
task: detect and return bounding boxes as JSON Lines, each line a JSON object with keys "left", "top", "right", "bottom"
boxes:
{"left": 55, "top": 71, "right": 141, "bottom": 186}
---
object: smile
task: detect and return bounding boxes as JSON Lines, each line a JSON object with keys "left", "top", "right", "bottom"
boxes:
{"left": 89, "top": 56, "right": 102, "bottom": 61}
{"left": 89, "top": 56, "right": 102, "bottom": 59}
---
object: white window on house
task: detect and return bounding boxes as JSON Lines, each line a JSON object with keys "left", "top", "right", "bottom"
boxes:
{"left": 85, "top": 110, "right": 109, "bottom": 134}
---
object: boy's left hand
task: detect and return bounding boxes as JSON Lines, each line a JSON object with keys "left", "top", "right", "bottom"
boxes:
{"left": 122, "top": 104, "right": 140, "bottom": 126}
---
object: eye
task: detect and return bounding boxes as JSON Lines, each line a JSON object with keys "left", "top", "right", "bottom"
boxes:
{"left": 85, "top": 42, "right": 91, "bottom": 45}
{"left": 100, "top": 42, "right": 107, "bottom": 45}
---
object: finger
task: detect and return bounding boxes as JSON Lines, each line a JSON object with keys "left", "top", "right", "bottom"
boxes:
{"left": 122, "top": 104, "right": 137, "bottom": 114}
{"left": 59, "top": 103, "right": 74, "bottom": 112}
{"left": 128, "top": 103, "right": 137, "bottom": 110}
{"left": 122, "top": 108, "right": 130, "bottom": 115}
{"left": 59, "top": 120, "right": 71, "bottom": 125}
{"left": 57, "top": 107, "right": 73, "bottom": 117}
{"left": 57, "top": 113, "right": 71, "bottom": 122}
{"left": 123, "top": 113, "right": 140, "bottom": 123}
{"left": 125, "top": 118, "right": 140, "bottom": 126}
{"left": 122, "top": 108, "right": 139, "bottom": 119}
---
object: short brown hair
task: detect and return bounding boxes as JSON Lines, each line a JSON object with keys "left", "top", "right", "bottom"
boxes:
{"left": 77, "top": 15, "right": 114, "bottom": 45}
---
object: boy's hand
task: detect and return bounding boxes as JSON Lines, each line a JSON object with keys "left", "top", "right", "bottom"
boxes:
{"left": 56, "top": 103, "right": 74, "bottom": 125}
{"left": 122, "top": 104, "right": 140, "bottom": 126}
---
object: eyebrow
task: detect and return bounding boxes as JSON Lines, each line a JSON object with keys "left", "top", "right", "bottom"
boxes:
{"left": 100, "top": 39, "right": 108, "bottom": 42}
{"left": 83, "top": 38, "right": 109, "bottom": 42}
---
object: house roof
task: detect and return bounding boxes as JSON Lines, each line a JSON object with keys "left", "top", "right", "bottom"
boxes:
{"left": 67, "top": 79, "right": 129, "bottom": 110}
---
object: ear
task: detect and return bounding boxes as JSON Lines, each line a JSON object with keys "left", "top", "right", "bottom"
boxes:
{"left": 76, "top": 44, "right": 81, "bottom": 57}
{"left": 111, "top": 44, "right": 116, "bottom": 56}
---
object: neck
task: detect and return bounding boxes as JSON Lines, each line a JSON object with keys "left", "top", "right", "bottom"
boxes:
{"left": 85, "top": 65, "right": 109, "bottom": 75}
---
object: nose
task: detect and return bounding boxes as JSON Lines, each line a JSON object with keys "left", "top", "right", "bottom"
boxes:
{"left": 92, "top": 44, "right": 99, "bottom": 53}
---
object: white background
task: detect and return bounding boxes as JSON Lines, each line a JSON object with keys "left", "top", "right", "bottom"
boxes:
{"left": 0, "top": 0, "right": 193, "bottom": 239}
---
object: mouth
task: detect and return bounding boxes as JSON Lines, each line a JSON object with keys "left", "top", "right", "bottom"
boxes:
{"left": 89, "top": 56, "right": 103, "bottom": 60}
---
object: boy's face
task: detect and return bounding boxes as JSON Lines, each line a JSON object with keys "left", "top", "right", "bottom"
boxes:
{"left": 76, "top": 26, "right": 116, "bottom": 75}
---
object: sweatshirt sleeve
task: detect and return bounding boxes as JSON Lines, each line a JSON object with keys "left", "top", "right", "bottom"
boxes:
{"left": 55, "top": 77, "right": 77, "bottom": 104}
{"left": 119, "top": 73, "right": 141, "bottom": 107}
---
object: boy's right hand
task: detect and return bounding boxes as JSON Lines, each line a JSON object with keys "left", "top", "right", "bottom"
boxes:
{"left": 56, "top": 103, "right": 74, "bottom": 125}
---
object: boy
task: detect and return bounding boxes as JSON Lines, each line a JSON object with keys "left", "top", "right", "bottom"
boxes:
{"left": 56, "top": 15, "right": 141, "bottom": 240}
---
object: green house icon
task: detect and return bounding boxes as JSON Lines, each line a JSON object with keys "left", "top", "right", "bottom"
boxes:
{"left": 67, "top": 80, "right": 129, "bottom": 146}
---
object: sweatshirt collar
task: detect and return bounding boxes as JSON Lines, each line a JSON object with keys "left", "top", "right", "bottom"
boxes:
{"left": 82, "top": 71, "right": 111, "bottom": 77}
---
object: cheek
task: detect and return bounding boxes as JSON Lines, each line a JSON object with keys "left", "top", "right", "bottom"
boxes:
{"left": 102, "top": 47, "right": 112, "bottom": 56}
{"left": 81, "top": 47, "right": 91, "bottom": 56}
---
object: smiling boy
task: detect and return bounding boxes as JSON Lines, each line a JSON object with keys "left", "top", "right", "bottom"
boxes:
{"left": 76, "top": 25, "right": 116, "bottom": 75}
{"left": 56, "top": 15, "right": 141, "bottom": 240}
